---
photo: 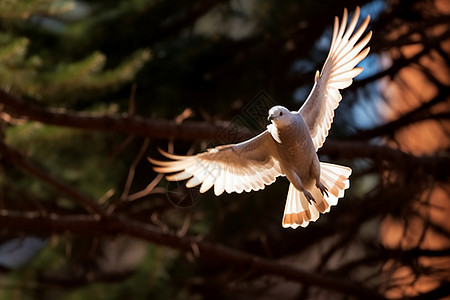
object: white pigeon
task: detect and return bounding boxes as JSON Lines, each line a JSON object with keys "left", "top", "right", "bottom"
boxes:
{"left": 149, "top": 7, "right": 371, "bottom": 229}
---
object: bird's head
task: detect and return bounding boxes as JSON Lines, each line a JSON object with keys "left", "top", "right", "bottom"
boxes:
{"left": 267, "top": 106, "right": 292, "bottom": 127}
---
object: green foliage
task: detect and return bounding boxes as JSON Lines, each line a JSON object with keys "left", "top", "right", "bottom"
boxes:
{"left": 5, "top": 0, "right": 447, "bottom": 299}
{"left": 0, "top": 34, "right": 40, "bottom": 93}
{"left": 31, "top": 49, "right": 150, "bottom": 102}
{"left": 6, "top": 122, "right": 129, "bottom": 202}
{"left": 1, "top": 2, "right": 334, "bottom": 297}
{"left": 0, "top": 0, "right": 150, "bottom": 103}
{"left": 0, "top": 239, "right": 189, "bottom": 300}
{"left": 0, "top": 0, "right": 74, "bottom": 20}
{"left": 0, "top": 1, "right": 379, "bottom": 299}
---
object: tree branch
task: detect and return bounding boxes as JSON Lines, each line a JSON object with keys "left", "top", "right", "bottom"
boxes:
{"left": 0, "top": 140, "right": 107, "bottom": 217}
{"left": 408, "top": 282, "right": 450, "bottom": 300}
{"left": 352, "top": 86, "right": 450, "bottom": 140}
{"left": 353, "top": 46, "right": 431, "bottom": 89}
{"left": 2, "top": 89, "right": 450, "bottom": 179}
{"left": 320, "top": 140, "right": 450, "bottom": 180}
{"left": 0, "top": 90, "right": 235, "bottom": 141}
{"left": 0, "top": 209, "right": 386, "bottom": 300}
{"left": 0, "top": 138, "right": 389, "bottom": 298}
{"left": 372, "top": 18, "right": 450, "bottom": 52}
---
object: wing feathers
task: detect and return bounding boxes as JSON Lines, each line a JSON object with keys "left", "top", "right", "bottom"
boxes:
{"left": 347, "top": 15, "right": 371, "bottom": 47}
{"left": 342, "top": 6, "right": 360, "bottom": 41}
{"left": 334, "top": 33, "right": 372, "bottom": 69}
{"left": 200, "top": 165, "right": 218, "bottom": 193}
{"left": 336, "top": 47, "right": 370, "bottom": 73}
{"left": 299, "top": 7, "right": 371, "bottom": 150}
{"left": 166, "top": 171, "right": 192, "bottom": 181}
{"left": 213, "top": 169, "right": 224, "bottom": 196}
{"left": 335, "top": 8, "right": 348, "bottom": 49}
{"left": 149, "top": 131, "right": 282, "bottom": 196}
{"left": 151, "top": 8, "right": 362, "bottom": 230}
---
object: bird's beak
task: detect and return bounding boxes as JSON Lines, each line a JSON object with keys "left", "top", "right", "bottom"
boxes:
{"left": 267, "top": 115, "right": 274, "bottom": 122}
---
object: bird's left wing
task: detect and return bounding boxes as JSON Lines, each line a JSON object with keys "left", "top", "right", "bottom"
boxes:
{"left": 299, "top": 7, "right": 371, "bottom": 150}
{"left": 149, "top": 131, "right": 283, "bottom": 196}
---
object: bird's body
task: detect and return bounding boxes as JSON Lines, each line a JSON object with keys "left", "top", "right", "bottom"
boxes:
{"left": 269, "top": 110, "right": 320, "bottom": 193}
{"left": 150, "top": 7, "right": 371, "bottom": 229}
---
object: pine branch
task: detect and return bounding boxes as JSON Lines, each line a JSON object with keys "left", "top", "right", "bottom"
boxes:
{"left": 0, "top": 136, "right": 385, "bottom": 299}
{"left": 2, "top": 89, "right": 450, "bottom": 180}
{"left": 0, "top": 209, "right": 386, "bottom": 300}
{"left": 0, "top": 89, "right": 234, "bottom": 141}
{"left": 0, "top": 128, "right": 446, "bottom": 300}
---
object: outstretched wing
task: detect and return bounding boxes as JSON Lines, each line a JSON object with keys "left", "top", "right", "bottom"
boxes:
{"left": 149, "top": 131, "right": 283, "bottom": 196}
{"left": 299, "top": 7, "right": 371, "bottom": 150}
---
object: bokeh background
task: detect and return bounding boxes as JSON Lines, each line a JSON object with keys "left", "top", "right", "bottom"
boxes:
{"left": 0, "top": 0, "right": 449, "bottom": 299}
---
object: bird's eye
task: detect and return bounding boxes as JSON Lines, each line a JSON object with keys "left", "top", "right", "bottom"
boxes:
{"left": 279, "top": 112, "right": 283, "bottom": 116}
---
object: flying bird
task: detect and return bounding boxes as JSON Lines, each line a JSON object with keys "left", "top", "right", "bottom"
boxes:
{"left": 149, "top": 7, "right": 371, "bottom": 229}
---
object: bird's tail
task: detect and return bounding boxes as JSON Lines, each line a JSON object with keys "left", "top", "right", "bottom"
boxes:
{"left": 282, "top": 162, "right": 352, "bottom": 229}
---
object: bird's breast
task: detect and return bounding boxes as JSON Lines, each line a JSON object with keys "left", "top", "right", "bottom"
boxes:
{"left": 277, "top": 118, "right": 312, "bottom": 148}
{"left": 275, "top": 120, "right": 317, "bottom": 173}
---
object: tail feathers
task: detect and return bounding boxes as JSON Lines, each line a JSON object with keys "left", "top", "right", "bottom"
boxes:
{"left": 282, "top": 184, "right": 321, "bottom": 229}
{"left": 320, "top": 162, "right": 351, "bottom": 205}
{"left": 282, "top": 162, "right": 351, "bottom": 229}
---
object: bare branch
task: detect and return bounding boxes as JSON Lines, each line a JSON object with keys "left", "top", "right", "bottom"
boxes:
{"left": 120, "top": 138, "right": 150, "bottom": 201}
{"left": 2, "top": 90, "right": 449, "bottom": 180}
{"left": 353, "top": 47, "right": 431, "bottom": 88}
{"left": 352, "top": 86, "right": 450, "bottom": 140}
{"left": 407, "top": 282, "right": 450, "bottom": 300}
{"left": 0, "top": 90, "right": 236, "bottom": 141}
{"left": 0, "top": 140, "right": 107, "bottom": 217}
{"left": 373, "top": 18, "right": 450, "bottom": 52}
{"left": 320, "top": 140, "right": 450, "bottom": 180}
{"left": 0, "top": 209, "right": 387, "bottom": 300}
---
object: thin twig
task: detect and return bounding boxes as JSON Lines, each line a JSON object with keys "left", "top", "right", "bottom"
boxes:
{"left": 126, "top": 173, "right": 164, "bottom": 202}
{"left": 120, "top": 138, "right": 150, "bottom": 201}
{"left": 0, "top": 209, "right": 387, "bottom": 300}
{"left": 0, "top": 141, "right": 107, "bottom": 218}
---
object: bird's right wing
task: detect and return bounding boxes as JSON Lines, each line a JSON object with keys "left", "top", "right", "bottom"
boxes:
{"left": 149, "top": 131, "right": 283, "bottom": 196}
{"left": 299, "top": 7, "right": 371, "bottom": 150}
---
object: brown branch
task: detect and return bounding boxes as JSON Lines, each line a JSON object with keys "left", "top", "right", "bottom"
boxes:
{"left": 2, "top": 90, "right": 449, "bottom": 179}
{"left": 362, "top": 112, "right": 450, "bottom": 139}
{"left": 0, "top": 139, "right": 390, "bottom": 298}
{"left": 0, "top": 210, "right": 386, "bottom": 300}
{"left": 120, "top": 137, "right": 150, "bottom": 201}
{"left": 320, "top": 140, "right": 450, "bottom": 180}
{"left": 372, "top": 18, "right": 450, "bottom": 52}
{"left": 352, "top": 86, "right": 450, "bottom": 140}
{"left": 0, "top": 90, "right": 236, "bottom": 141}
{"left": 353, "top": 46, "right": 431, "bottom": 89}
{"left": 287, "top": 17, "right": 450, "bottom": 91}
{"left": 0, "top": 140, "right": 107, "bottom": 217}
{"left": 408, "top": 282, "right": 450, "bottom": 300}
{"left": 353, "top": 23, "right": 450, "bottom": 88}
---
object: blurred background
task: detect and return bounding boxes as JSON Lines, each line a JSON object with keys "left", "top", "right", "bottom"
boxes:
{"left": 0, "top": 0, "right": 449, "bottom": 299}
